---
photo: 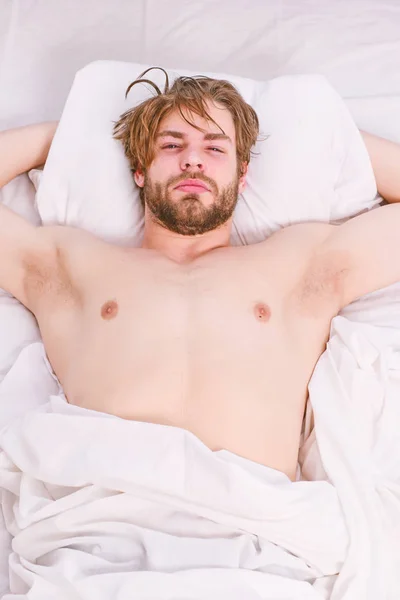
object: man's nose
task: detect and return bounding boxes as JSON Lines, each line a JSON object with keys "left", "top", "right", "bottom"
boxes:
{"left": 180, "top": 149, "right": 204, "bottom": 171}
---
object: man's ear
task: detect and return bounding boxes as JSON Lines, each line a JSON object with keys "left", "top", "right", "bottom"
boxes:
{"left": 238, "top": 162, "right": 248, "bottom": 193}
{"left": 134, "top": 167, "right": 145, "bottom": 188}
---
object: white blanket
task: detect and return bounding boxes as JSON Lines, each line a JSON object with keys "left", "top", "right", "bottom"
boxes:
{"left": 0, "top": 391, "right": 346, "bottom": 600}
{"left": 303, "top": 314, "right": 400, "bottom": 599}
{"left": 1, "top": 308, "right": 400, "bottom": 599}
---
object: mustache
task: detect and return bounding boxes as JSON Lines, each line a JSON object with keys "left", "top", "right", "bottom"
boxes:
{"left": 166, "top": 173, "right": 218, "bottom": 194}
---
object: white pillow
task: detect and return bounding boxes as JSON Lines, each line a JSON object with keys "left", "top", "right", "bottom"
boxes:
{"left": 35, "top": 60, "right": 379, "bottom": 246}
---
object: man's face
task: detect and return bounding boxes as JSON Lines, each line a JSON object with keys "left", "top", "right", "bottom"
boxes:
{"left": 134, "top": 100, "right": 247, "bottom": 236}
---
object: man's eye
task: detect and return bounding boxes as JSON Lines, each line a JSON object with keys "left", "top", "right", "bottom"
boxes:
{"left": 209, "top": 147, "right": 224, "bottom": 153}
{"left": 162, "top": 144, "right": 180, "bottom": 149}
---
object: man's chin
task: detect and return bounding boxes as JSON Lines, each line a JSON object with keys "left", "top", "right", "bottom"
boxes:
{"left": 155, "top": 210, "right": 219, "bottom": 236}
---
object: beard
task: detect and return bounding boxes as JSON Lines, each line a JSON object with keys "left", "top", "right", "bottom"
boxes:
{"left": 142, "top": 172, "right": 240, "bottom": 236}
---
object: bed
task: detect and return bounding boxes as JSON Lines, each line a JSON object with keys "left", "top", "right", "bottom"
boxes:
{"left": 1, "top": 2, "right": 400, "bottom": 599}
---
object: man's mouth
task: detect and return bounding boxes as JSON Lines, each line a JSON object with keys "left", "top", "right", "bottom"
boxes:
{"left": 174, "top": 179, "right": 210, "bottom": 193}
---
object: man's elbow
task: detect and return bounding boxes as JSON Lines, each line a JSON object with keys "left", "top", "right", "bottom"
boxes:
{"left": 360, "top": 130, "right": 400, "bottom": 204}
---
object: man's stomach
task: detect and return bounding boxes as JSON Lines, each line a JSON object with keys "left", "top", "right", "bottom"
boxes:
{"left": 54, "top": 336, "right": 311, "bottom": 481}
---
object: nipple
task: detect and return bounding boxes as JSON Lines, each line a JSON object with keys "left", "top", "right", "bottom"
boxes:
{"left": 254, "top": 302, "right": 271, "bottom": 323}
{"left": 101, "top": 300, "right": 119, "bottom": 320}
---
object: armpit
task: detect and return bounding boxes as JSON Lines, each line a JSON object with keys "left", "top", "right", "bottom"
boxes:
{"left": 22, "top": 246, "right": 79, "bottom": 308}
{"left": 295, "top": 250, "right": 351, "bottom": 316}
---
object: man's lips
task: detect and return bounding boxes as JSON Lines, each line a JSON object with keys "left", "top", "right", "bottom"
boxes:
{"left": 174, "top": 179, "right": 210, "bottom": 193}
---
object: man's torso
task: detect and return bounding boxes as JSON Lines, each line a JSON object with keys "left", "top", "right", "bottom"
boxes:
{"left": 24, "top": 222, "right": 341, "bottom": 480}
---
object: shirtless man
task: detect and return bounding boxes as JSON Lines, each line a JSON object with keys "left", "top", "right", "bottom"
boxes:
{"left": 0, "top": 71, "right": 400, "bottom": 482}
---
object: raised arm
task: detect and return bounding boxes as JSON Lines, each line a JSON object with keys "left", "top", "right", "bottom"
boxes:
{"left": 0, "top": 123, "right": 58, "bottom": 306}
{"left": 361, "top": 131, "right": 400, "bottom": 204}
{"left": 319, "top": 203, "right": 400, "bottom": 308}
{"left": 0, "top": 122, "right": 57, "bottom": 188}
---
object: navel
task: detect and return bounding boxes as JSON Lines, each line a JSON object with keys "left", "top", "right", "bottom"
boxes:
{"left": 101, "top": 299, "right": 119, "bottom": 320}
{"left": 253, "top": 301, "right": 271, "bottom": 323}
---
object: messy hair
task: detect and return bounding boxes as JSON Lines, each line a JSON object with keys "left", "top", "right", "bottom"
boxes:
{"left": 113, "top": 66, "right": 260, "bottom": 178}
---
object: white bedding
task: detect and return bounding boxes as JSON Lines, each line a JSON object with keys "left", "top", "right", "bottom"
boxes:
{"left": 0, "top": 390, "right": 348, "bottom": 600}
{"left": 1, "top": 1, "right": 400, "bottom": 599}
{"left": 1, "top": 0, "right": 400, "bottom": 142}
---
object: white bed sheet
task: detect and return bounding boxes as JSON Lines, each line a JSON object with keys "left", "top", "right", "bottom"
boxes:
{"left": 1, "top": 0, "right": 400, "bottom": 141}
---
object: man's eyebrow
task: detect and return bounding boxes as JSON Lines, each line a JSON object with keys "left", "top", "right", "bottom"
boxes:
{"left": 157, "top": 130, "right": 232, "bottom": 144}
{"left": 204, "top": 133, "right": 232, "bottom": 144}
{"left": 157, "top": 130, "right": 184, "bottom": 139}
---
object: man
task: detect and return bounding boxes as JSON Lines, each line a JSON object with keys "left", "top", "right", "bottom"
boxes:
{"left": 0, "top": 69, "right": 399, "bottom": 482}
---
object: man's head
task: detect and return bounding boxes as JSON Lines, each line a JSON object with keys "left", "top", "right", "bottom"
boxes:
{"left": 113, "top": 67, "right": 259, "bottom": 236}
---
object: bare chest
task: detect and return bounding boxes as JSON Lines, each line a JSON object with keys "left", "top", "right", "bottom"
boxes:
{"left": 26, "top": 236, "right": 339, "bottom": 479}
{"left": 30, "top": 238, "right": 335, "bottom": 354}
{"left": 31, "top": 243, "right": 334, "bottom": 402}
{"left": 43, "top": 247, "right": 287, "bottom": 338}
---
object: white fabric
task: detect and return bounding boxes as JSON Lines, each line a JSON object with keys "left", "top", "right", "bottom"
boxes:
{"left": 35, "top": 61, "right": 378, "bottom": 247}
{"left": 302, "top": 316, "right": 400, "bottom": 600}
{"left": 0, "top": 1, "right": 400, "bottom": 144}
{"left": 0, "top": 177, "right": 42, "bottom": 383}
{"left": 0, "top": 390, "right": 350, "bottom": 600}
{"left": 0, "top": 344, "right": 60, "bottom": 596}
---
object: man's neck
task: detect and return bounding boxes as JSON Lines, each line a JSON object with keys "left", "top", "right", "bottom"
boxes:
{"left": 141, "top": 213, "right": 232, "bottom": 264}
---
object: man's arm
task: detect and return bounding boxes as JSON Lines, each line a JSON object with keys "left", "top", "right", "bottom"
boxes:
{"left": 319, "top": 203, "right": 400, "bottom": 308}
{"left": 0, "top": 122, "right": 58, "bottom": 189}
{"left": 0, "top": 123, "right": 58, "bottom": 305}
{"left": 361, "top": 131, "right": 400, "bottom": 204}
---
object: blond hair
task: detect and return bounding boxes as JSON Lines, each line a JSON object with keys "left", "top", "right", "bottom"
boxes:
{"left": 113, "top": 67, "right": 260, "bottom": 178}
